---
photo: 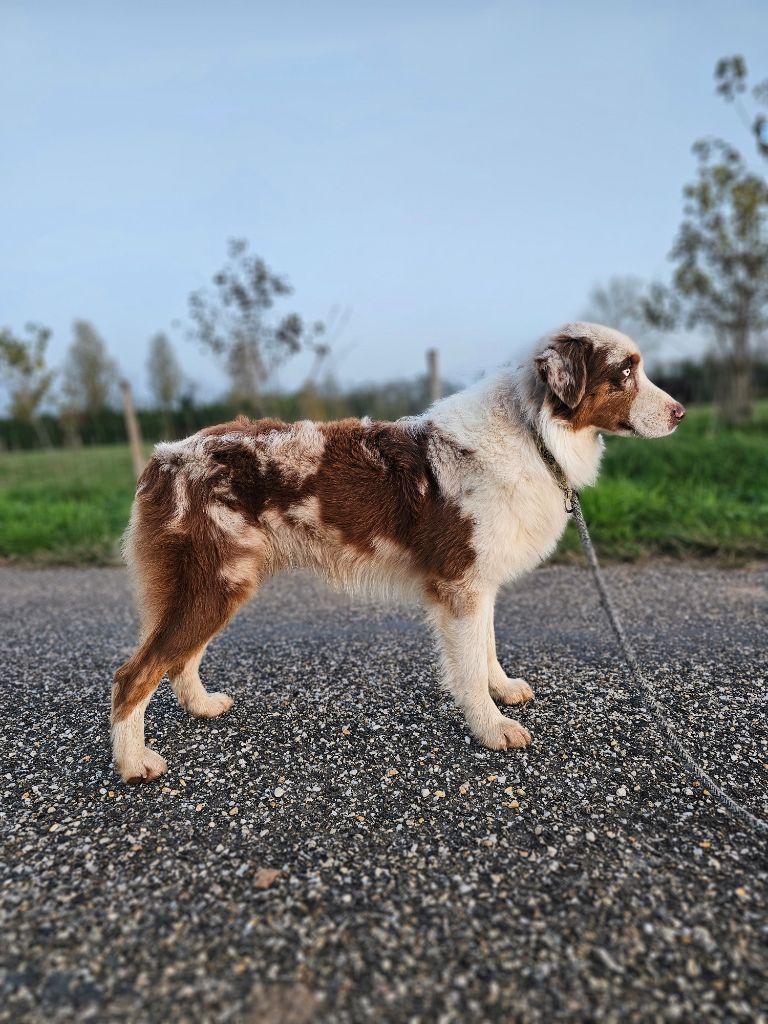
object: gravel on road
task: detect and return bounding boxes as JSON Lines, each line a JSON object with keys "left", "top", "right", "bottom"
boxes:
{"left": 1, "top": 563, "right": 766, "bottom": 1023}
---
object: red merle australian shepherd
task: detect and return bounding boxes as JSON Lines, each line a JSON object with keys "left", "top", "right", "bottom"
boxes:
{"left": 112, "top": 323, "right": 684, "bottom": 783}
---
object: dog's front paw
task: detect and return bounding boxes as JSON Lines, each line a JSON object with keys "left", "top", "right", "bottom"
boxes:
{"left": 118, "top": 746, "right": 168, "bottom": 785}
{"left": 190, "top": 692, "right": 234, "bottom": 719}
{"left": 477, "top": 716, "right": 532, "bottom": 751}
{"left": 490, "top": 676, "right": 535, "bottom": 706}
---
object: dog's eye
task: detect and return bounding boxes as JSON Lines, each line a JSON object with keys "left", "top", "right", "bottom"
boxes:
{"left": 622, "top": 367, "right": 631, "bottom": 378}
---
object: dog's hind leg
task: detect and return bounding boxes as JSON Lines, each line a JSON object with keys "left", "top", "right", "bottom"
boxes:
{"left": 429, "top": 590, "right": 532, "bottom": 751}
{"left": 169, "top": 643, "right": 234, "bottom": 719}
{"left": 110, "top": 684, "right": 168, "bottom": 785}
{"left": 112, "top": 539, "right": 262, "bottom": 784}
{"left": 486, "top": 600, "right": 535, "bottom": 706}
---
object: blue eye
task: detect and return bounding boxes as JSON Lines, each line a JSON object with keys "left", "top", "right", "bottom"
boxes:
{"left": 622, "top": 367, "right": 631, "bottom": 377}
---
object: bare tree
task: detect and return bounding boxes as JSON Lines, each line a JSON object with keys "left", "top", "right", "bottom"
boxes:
{"left": 582, "top": 276, "right": 651, "bottom": 337}
{"left": 147, "top": 332, "right": 181, "bottom": 407}
{"left": 188, "top": 238, "right": 325, "bottom": 406}
{"left": 0, "top": 323, "right": 55, "bottom": 444}
{"left": 147, "top": 332, "right": 182, "bottom": 436}
{"left": 62, "top": 320, "right": 118, "bottom": 413}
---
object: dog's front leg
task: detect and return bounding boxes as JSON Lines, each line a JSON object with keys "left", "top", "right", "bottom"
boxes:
{"left": 486, "top": 600, "right": 535, "bottom": 707}
{"left": 430, "top": 592, "right": 532, "bottom": 751}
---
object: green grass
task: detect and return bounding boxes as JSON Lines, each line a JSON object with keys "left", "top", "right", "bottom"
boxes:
{"left": 0, "top": 445, "right": 143, "bottom": 563}
{"left": 560, "top": 404, "right": 768, "bottom": 561}
{"left": 0, "top": 405, "right": 766, "bottom": 564}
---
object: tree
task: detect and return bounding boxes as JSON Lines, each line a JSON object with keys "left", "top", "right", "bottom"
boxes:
{"left": 647, "top": 139, "right": 768, "bottom": 425}
{"left": 188, "top": 238, "right": 325, "bottom": 406}
{"left": 147, "top": 332, "right": 182, "bottom": 439}
{"left": 147, "top": 332, "right": 182, "bottom": 408}
{"left": 582, "top": 276, "right": 651, "bottom": 337}
{"left": 62, "top": 320, "right": 118, "bottom": 414}
{"left": 715, "top": 56, "right": 768, "bottom": 161}
{"left": 0, "top": 323, "right": 55, "bottom": 443}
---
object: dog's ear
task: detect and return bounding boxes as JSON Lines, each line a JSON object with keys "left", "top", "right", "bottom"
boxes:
{"left": 534, "top": 336, "right": 589, "bottom": 408}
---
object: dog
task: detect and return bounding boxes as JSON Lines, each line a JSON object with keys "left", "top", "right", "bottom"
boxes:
{"left": 111, "top": 322, "right": 684, "bottom": 783}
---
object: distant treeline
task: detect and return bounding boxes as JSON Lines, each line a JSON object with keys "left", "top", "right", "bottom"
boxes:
{"left": 2, "top": 354, "right": 767, "bottom": 451}
{"left": 0, "top": 376, "right": 450, "bottom": 451}
{"left": 651, "top": 355, "right": 768, "bottom": 407}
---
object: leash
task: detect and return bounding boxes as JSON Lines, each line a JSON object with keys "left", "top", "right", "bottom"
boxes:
{"left": 533, "top": 428, "right": 768, "bottom": 837}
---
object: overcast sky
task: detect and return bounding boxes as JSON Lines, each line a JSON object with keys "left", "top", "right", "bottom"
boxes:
{"left": 2, "top": 0, "right": 766, "bottom": 403}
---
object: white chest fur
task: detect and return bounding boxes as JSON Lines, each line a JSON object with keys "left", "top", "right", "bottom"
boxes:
{"left": 427, "top": 367, "right": 603, "bottom": 587}
{"left": 458, "top": 447, "right": 570, "bottom": 585}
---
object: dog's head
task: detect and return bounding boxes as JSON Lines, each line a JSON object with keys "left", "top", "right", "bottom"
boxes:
{"left": 534, "top": 322, "right": 685, "bottom": 437}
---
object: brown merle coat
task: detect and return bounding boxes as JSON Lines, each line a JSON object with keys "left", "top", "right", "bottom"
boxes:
{"left": 111, "top": 323, "right": 684, "bottom": 784}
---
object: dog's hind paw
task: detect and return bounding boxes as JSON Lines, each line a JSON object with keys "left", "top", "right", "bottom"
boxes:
{"left": 490, "top": 677, "right": 535, "bottom": 706}
{"left": 479, "top": 716, "right": 532, "bottom": 751}
{"left": 189, "top": 692, "right": 234, "bottom": 719}
{"left": 118, "top": 747, "right": 168, "bottom": 785}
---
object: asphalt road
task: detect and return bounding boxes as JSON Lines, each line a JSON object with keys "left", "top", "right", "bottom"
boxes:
{"left": 1, "top": 563, "right": 767, "bottom": 1023}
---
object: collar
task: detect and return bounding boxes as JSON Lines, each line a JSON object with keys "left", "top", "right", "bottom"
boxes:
{"left": 530, "top": 425, "right": 576, "bottom": 514}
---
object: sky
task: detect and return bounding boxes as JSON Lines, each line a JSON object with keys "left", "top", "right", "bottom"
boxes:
{"left": 2, "top": 0, "right": 767, "bottom": 405}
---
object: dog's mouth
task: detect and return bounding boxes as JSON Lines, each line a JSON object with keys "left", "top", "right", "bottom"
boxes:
{"left": 618, "top": 421, "right": 635, "bottom": 434}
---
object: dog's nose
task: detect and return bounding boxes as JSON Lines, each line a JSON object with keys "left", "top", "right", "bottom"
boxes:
{"left": 672, "top": 403, "right": 686, "bottom": 421}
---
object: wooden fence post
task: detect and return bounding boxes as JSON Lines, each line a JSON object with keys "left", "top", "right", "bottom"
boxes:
{"left": 427, "top": 348, "right": 441, "bottom": 404}
{"left": 120, "top": 379, "right": 146, "bottom": 480}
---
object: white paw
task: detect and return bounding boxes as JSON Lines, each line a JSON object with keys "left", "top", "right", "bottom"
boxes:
{"left": 490, "top": 677, "right": 535, "bottom": 706}
{"left": 477, "top": 716, "right": 532, "bottom": 751}
{"left": 118, "top": 746, "right": 168, "bottom": 785}
{"left": 191, "top": 692, "right": 234, "bottom": 719}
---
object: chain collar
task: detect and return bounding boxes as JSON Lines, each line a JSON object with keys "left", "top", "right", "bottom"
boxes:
{"left": 530, "top": 426, "right": 576, "bottom": 514}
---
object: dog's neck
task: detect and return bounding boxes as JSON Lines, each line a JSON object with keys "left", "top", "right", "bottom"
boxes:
{"left": 500, "top": 364, "right": 605, "bottom": 490}
{"left": 425, "top": 363, "right": 605, "bottom": 491}
{"left": 532, "top": 410, "right": 604, "bottom": 491}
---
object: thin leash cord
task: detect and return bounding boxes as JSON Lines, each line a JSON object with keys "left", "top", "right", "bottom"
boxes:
{"left": 570, "top": 491, "right": 768, "bottom": 838}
